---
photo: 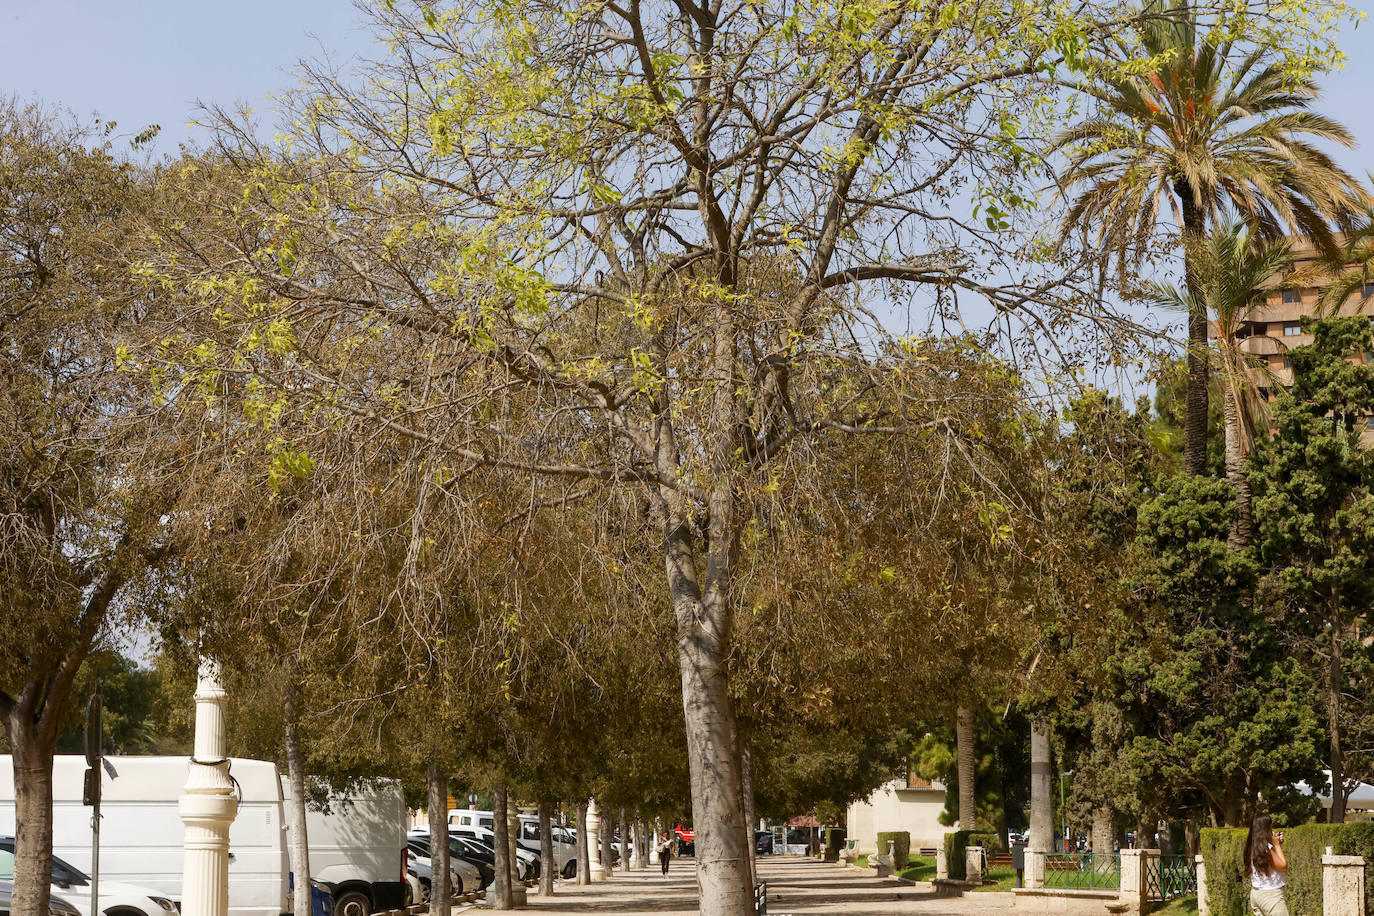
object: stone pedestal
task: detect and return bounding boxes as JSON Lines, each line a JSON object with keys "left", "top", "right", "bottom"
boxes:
{"left": 936, "top": 846, "right": 949, "bottom": 880}
{"left": 1196, "top": 855, "right": 1208, "bottom": 916}
{"left": 1322, "top": 851, "right": 1366, "bottom": 916}
{"left": 1113, "top": 848, "right": 1160, "bottom": 915}
{"left": 966, "top": 847, "right": 985, "bottom": 886}
{"left": 587, "top": 799, "right": 606, "bottom": 882}
{"left": 179, "top": 659, "right": 239, "bottom": 916}
{"left": 1025, "top": 850, "right": 1046, "bottom": 890}
{"left": 874, "top": 840, "right": 895, "bottom": 878}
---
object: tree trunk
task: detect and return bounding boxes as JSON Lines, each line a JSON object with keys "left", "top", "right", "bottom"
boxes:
{"left": 741, "top": 741, "right": 756, "bottom": 886}
{"left": 600, "top": 811, "right": 614, "bottom": 875}
{"left": 664, "top": 515, "right": 750, "bottom": 913}
{"left": 576, "top": 801, "right": 590, "bottom": 885}
{"left": 1029, "top": 724, "right": 1052, "bottom": 853}
{"left": 956, "top": 705, "right": 976, "bottom": 829}
{"left": 426, "top": 759, "right": 452, "bottom": 910}
{"left": 1177, "top": 178, "right": 1210, "bottom": 477}
{"left": 7, "top": 709, "right": 55, "bottom": 916}
{"left": 1329, "top": 596, "right": 1347, "bottom": 823}
{"left": 283, "top": 681, "right": 312, "bottom": 916}
{"left": 493, "top": 782, "right": 513, "bottom": 908}
{"left": 1092, "top": 805, "right": 1112, "bottom": 855}
{"left": 1224, "top": 388, "right": 1254, "bottom": 548}
{"left": 1136, "top": 813, "right": 1157, "bottom": 849}
{"left": 619, "top": 807, "right": 629, "bottom": 878}
{"left": 539, "top": 801, "right": 555, "bottom": 896}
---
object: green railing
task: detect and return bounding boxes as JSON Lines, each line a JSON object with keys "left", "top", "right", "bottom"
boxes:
{"left": 1145, "top": 855, "right": 1196, "bottom": 903}
{"left": 1044, "top": 853, "right": 1122, "bottom": 890}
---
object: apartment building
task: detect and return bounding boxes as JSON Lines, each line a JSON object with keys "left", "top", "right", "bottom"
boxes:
{"left": 1210, "top": 237, "right": 1374, "bottom": 439}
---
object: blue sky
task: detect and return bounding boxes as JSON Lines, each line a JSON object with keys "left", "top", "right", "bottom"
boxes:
{"left": 0, "top": 0, "right": 1369, "bottom": 171}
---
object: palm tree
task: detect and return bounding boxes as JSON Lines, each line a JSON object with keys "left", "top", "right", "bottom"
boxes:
{"left": 1051, "top": 2, "right": 1361, "bottom": 476}
{"left": 1146, "top": 221, "right": 1292, "bottom": 546}
{"left": 1321, "top": 196, "right": 1374, "bottom": 312}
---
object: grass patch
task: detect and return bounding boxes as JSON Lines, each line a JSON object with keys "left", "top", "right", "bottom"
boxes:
{"left": 1154, "top": 896, "right": 1198, "bottom": 916}
{"left": 971, "top": 866, "right": 1019, "bottom": 891}
{"left": 898, "top": 855, "right": 937, "bottom": 882}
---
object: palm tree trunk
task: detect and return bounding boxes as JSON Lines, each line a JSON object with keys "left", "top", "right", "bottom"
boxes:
{"left": 956, "top": 706, "right": 976, "bottom": 829}
{"left": 1223, "top": 388, "right": 1254, "bottom": 547}
{"left": 1177, "top": 179, "right": 1210, "bottom": 476}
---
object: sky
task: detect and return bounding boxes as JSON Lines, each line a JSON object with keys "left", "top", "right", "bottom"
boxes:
{"left": 0, "top": 0, "right": 1369, "bottom": 167}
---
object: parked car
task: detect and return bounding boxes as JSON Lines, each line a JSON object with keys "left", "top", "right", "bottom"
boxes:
{"left": 755, "top": 831, "right": 774, "bottom": 855}
{"left": 406, "top": 835, "right": 494, "bottom": 889}
{"left": 403, "top": 843, "right": 481, "bottom": 897}
{"left": 0, "top": 880, "right": 81, "bottom": 916}
{"left": 441, "top": 827, "right": 540, "bottom": 880}
{"left": 516, "top": 818, "right": 577, "bottom": 877}
{"left": 0, "top": 838, "right": 178, "bottom": 916}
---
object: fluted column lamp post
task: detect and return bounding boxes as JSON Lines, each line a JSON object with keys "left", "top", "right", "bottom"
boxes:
{"left": 179, "top": 659, "right": 239, "bottom": 916}
{"left": 587, "top": 798, "right": 606, "bottom": 881}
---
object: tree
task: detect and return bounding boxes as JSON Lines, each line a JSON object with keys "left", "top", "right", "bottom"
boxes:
{"left": 1052, "top": 0, "right": 1361, "bottom": 475}
{"left": 135, "top": 0, "right": 1355, "bottom": 908}
{"left": 1250, "top": 316, "right": 1374, "bottom": 821}
{"left": 0, "top": 100, "right": 191, "bottom": 916}
{"left": 1146, "top": 222, "right": 1293, "bottom": 545}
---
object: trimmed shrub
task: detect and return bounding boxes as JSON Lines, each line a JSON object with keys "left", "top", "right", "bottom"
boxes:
{"left": 1201, "top": 823, "right": 1374, "bottom": 916}
{"left": 944, "top": 830, "right": 1001, "bottom": 880}
{"left": 876, "top": 831, "right": 911, "bottom": 869}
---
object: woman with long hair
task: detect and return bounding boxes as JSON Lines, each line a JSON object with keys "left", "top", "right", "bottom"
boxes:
{"left": 1244, "top": 814, "right": 1289, "bottom": 916}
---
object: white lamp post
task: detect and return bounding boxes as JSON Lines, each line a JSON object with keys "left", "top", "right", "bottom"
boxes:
{"left": 179, "top": 659, "right": 239, "bottom": 916}
{"left": 587, "top": 798, "right": 606, "bottom": 881}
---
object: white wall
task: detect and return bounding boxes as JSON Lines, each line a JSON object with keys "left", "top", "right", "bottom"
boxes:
{"left": 846, "top": 778, "right": 955, "bottom": 854}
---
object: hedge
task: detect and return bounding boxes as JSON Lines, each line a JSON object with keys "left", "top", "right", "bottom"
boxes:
{"left": 944, "top": 830, "right": 1002, "bottom": 880}
{"left": 1201, "top": 823, "right": 1374, "bottom": 916}
{"left": 876, "top": 831, "right": 911, "bottom": 869}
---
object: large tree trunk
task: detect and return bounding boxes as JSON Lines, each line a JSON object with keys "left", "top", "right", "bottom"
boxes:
{"left": 1136, "top": 812, "right": 1157, "bottom": 849}
{"left": 1092, "top": 805, "right": 1112, "bottom": 856}
{"left": 576, "top": 801, "right": 590, "bottom": 885}
{"left": 1223, "top": 389, "right": 1254, "bottom": 548}
{"left": 283, "top": 681, "right": 312, "bottom": 916}
{"left": 1177, "top": 179, "right": 1210, "bottom": 477}
{"left": 619, "top": 807, "right": 629, "bottom": 878}
{"left": 492, "top": 782, "right": 513, "bottom": 908}
{"left": 1029, "top": 724, "right": 1052, "bottom": 853}
{"left": 7, "top": 711, "right": 56, "bottom": 916}
{"left": 956, "top": 705, "right": 976, "bottom": 829}
{"left": 599, "top": 811, "right": 614, "bottom": 876}
{"left": 1329, "top": 596, "right": 1347, "bottom": 823}
{"left": 426, "top": 759, "right": 452, "bottom": 910}
{"left": 538, "top": 801, "right": 555, "bottom": 896}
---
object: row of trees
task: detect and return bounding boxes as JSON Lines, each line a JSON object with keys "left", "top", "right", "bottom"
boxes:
{"left": 4, "top": 0, "right": 1373, "bottom": 912}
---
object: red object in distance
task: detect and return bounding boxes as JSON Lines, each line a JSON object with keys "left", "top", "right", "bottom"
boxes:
{"left": 674, "top": 824, "right": 695, "bottom": 842}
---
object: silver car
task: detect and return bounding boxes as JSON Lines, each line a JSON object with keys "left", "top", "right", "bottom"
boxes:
{"left": 0, "top": 879, "right": 81, "bottom": 916}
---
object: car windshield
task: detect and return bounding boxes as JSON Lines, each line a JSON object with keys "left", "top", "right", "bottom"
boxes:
{"left": 0, "top": 843, "right": 89, "bottom": 886}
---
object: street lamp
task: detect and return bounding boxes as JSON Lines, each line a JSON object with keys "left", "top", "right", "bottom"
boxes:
{"left": 1059, "top": 770, "right": 1074, "bottom": 853}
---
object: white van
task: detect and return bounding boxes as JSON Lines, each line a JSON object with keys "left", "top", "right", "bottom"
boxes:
{"left": 280, "top": 778, "right": 407, "bottom": 916}
{"left": 0, "top": 756, "right": 288, "bottom": 916}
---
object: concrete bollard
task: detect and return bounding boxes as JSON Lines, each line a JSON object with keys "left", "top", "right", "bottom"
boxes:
{"left": 1196, "top": 855, "right": 1208, "bottom": 916}
{"left": 936, "top": 845, "right": 949, "bottom": 881}
{"left": 1322, "top": 849, "right": 1365, "bottom": 916}
{"left": 966, "top": 846, "right": 984, "bottom": 886}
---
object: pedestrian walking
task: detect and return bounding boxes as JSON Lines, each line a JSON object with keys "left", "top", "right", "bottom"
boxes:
{"left": 1244, "top": 813, "right": 1289, "bottom": 916}
{"left": 658, "top": 832, "right": 673, "bottom": 876}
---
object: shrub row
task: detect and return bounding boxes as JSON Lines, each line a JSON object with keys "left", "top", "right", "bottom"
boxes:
{"left": 944, "top": 830, "right": 1001, "bottom": 880}
{"left": 1201, "top": 823, "right": 1374, "bottom": 916}
{"left": 824, "top": 827, "right": 846, "bottom": 862}
{"left": 876, "top": 831, "right": 911, "bottom": 868}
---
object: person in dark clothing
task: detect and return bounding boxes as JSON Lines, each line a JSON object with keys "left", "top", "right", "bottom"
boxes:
{"left": 657, "top": 833, "right": 673, "bottom": 875}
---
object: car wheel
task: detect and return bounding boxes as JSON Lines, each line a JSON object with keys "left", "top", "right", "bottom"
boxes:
{"left": 418, "top": 880, "right": 431, "bottom": 903}
{"left": 333, "top": 889, "right": 371, "bottom": 916}
{"left": 562, "top": 859, "right": 577, "bottom": 878}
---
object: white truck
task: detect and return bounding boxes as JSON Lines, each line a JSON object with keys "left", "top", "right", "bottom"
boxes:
{"left": 1, "top": 757, "right": 408, "bottom": 916}
{"left": 279, "top": 777, "right": 407, "bottom": 916}
{"left": 0, "top": 756, "right": 288, "bottom": 916}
